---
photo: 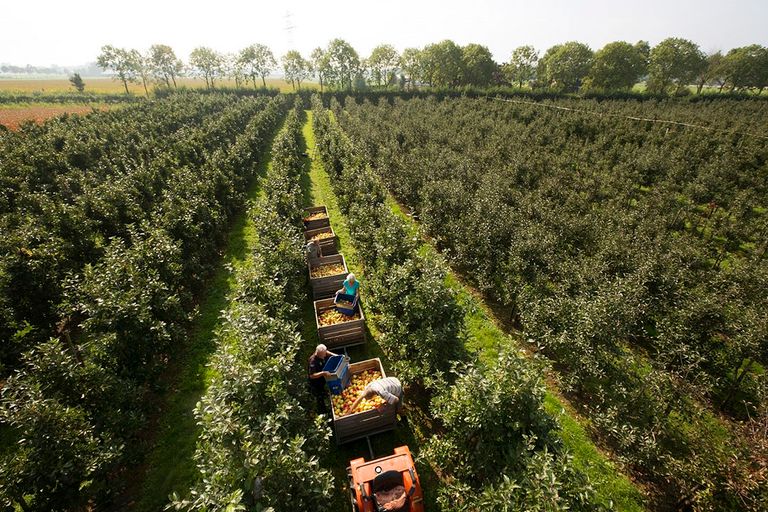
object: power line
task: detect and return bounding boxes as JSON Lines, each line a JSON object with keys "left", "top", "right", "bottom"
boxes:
{"left": 489, "top": 95, "right": 768, "bottom": 140}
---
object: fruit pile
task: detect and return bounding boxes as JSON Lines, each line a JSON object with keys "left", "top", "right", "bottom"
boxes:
{"left": 310, "top": 231, "right": 334, "bottom": 241}
{"left": 318, "top": 309, "right": 360, "bottom": 326}
{"left": 304, "top": 211, "right": 328, "bottom": 221}
{"left": 331, "top": 369, "right": 385, "bottom": 417}
{"left": 310, "top": 263, "right": 345, "bottom": 278}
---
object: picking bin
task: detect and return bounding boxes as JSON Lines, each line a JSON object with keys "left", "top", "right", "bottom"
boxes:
{"left": 308, "top": 254, "right": 347, "bottom": 299}
{"left": 330, "top": 358, "right": 397, "bottom": 445}
{"left": 303, "top": 206, "right": 330, "bottom": 231}
{"left": 304, "top": 226, "right": 338, "bottom": 256}
{"left": 314, "top": 297, "right": 366, "bottom": 350}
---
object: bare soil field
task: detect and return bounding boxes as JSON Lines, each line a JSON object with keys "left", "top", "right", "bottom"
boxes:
{"left": 0, "top": 104, "right": 110, "bottom": 129}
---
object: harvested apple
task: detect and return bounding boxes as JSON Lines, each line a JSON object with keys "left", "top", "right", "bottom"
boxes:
{"left": 304, "top": 211, "right": 328, "bottom": 221}
{"left": 310, "top": 231, "right": 334, "bottom": 241}
{"left": 331, "top": 370, "right": 385, "bottom": 417}
{"left": 310, "top": 263, "right": 345, "bottom": 278}
{"left": 318, "top": 309, "right": 360, "bottom": 326}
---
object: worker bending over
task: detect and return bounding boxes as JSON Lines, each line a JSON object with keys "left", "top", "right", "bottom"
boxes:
{"left": 345, "top": 376, "right": 402, "bottom": 414}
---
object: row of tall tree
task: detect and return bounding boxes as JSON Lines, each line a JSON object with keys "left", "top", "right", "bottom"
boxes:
{"left": 97, "top": 38, "right": 768, "bottom": 95}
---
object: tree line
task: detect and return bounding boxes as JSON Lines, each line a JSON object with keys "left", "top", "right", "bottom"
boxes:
{"left": 97, "top": 38, "right": 768, "bottom": 95}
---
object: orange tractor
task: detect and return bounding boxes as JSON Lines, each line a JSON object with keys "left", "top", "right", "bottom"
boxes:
{"left": 348, "top": 446, "right": 425, "bottom": 512}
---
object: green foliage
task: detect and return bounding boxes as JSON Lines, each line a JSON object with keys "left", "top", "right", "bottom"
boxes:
{"left": 149, "top": 44, "right": 184, "bottom": 88}
{"left": 238, "top": 44, "right": 277, "bottom": 89}
{"left": 69, "top": 72, "right": 85, "bottom": 92}
{"left": 366, "top": 44, "right": 400, "bottom": 86}
{"left": 0, "top": 93, "right": 288, "bottom": 510}
{"left": 461, "top": 43, "right": 498, "bottom": 87}
{"left": 648, "top": 37, "right": 707, "bottom": 94}
{"left": 97, "top": 44, "right": 142, "bottom": 94}
{"left": 324, "top": 39, "right": 360, "bottom": 90}
{"left": 281, "top": 50, "right": 310, "bottom": 90}
{"left": 173, "top": 100, "right": 334, "bottom": 511}
{"left": 421, "top": 40, "right": 465, "bottom": 87}
{"left": 422, "top": 351, "right": 608, "bottom": 511}
{"left": 189, "top": 47, "right": 226, "bottom": 89}
{"left": 312, "top": 96, "right": 467, "bottom": 386}
{"left": 722, "top": 45, "right": 768, "bottom": 93}
{"left": 585, "top": 41, "right": 647, "bottom": 91}
{"left": 313, "top": 96, "right": 612, "bottom": 509}
{"left": 504, "top": 45, "right": 539, "bottom": 88}
{"left": 538, "top": 41, "right": 594, "bottom": 91}
{"left": 335, "top": 94, "right": 768, "bottom": 509}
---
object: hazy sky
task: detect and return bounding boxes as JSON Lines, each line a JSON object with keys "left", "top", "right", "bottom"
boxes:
{"left": 2, "top": 0, "right": 767, "bottom": 66}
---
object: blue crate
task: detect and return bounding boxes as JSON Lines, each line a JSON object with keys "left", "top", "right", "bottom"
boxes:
{"left": 323, "top": 354, "right": 350, "bottom": 395}
{"left": 334, "top": 292, "right": 359, "bottom": 316}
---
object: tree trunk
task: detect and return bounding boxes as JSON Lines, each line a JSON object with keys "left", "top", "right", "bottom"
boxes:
{"left": 697, "top": 82, "right": 704, "bottom": 95}
{"left": 319, "top": 76, "right": 323, "bottom": 92}
{"left": 262, "top": 75, "right": 266, "bottom": 88}
{"left": 721, "top": 357, "right": 751, "bottom": 408}
{"left": 142, "top": 76, "right": 149, "bottom": 97}
{"left": 15, "top": 495, "right": 31, "bottom": 512}
{"left": 122, "top": 78, "right": 129, "bottom": 95}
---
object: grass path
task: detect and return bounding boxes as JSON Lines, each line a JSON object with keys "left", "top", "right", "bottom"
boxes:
{"left": 124, "top": 120, "right": 284, "bottom": 512}
{"left": 300, "top": 111, "right": 443, "bottom": 510}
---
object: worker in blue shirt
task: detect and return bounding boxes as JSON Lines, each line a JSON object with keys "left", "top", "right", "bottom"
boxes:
{"left": 336, "top": 273, "right": 360, "bottom": 297}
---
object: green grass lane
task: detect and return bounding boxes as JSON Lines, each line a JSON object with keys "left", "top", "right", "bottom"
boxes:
{"left": 301, "top": 111, "right": 441, "bottom": 511}
{"left": 129, "top": 119, "right": 284, "bottom": 512}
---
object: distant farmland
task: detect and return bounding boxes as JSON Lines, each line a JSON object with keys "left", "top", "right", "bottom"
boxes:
{"left": 0, "top": 76, "right": 318, "bottom": 94}
{"left": 0, "top": 103, "right": 113, "bottom": 129}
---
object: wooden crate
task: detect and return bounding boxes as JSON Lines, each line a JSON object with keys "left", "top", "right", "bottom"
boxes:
{"left": 304, "top": 226, "right": 338, "bottom": 255}
{"left": 303, "top": 205, "right": 330, "bottom": 231}
{"left": 308, "top": 254, "right": 348, "bottom": 299}
{"left": 330, "top": 358, "right": 397, "bottom": 445}
{"left": 314, "top": 297, "right": 365, "bottom": 350}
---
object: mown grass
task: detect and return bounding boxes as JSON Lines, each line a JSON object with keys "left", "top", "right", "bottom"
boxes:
{"left": 301, "top": 111, "right": 442, "bottom": 511}
{"left": 130, "top": 120, "right": 283, "bottom": 512}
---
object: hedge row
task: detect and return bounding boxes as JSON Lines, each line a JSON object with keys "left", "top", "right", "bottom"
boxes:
{"left": 171, "top": 100, "right": 335, "bottom": 512}
{"left": 0, "top": 95, "right": 287, "bottom": 511}
{"left": 311, "top": 96, "right": 611, "bottom": 511}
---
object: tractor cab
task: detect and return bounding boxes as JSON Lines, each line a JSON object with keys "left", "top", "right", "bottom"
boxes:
{"left": 348, "top": 446, "right": 424, "bottom": 512}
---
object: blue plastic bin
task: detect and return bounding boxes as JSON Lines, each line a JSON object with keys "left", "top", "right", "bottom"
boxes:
{"left": 334, "top": 292, "right": 359, "bottom": 316}
{"left": 323, "top": 354, "right": 350, "bottom": 395}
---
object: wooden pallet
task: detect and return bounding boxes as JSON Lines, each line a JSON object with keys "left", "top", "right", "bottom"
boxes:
{"left": 331, "top": 358, "right": 397, "bottom": 445}
{"left": 304, "top": 226, "right": 338, "bottom": 255}
{"left": 314, "top": 297, "right": 365, "bottom": 350}
{"left": 303, "top": 205, "right": 330, "bottom": 231}
{"left": 308, "top": 254, "right": 348, "bottom": 299}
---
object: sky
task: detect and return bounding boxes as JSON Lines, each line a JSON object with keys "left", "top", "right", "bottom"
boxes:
{"left": 2, "top": 0, "right": 767, "bottom": 66}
